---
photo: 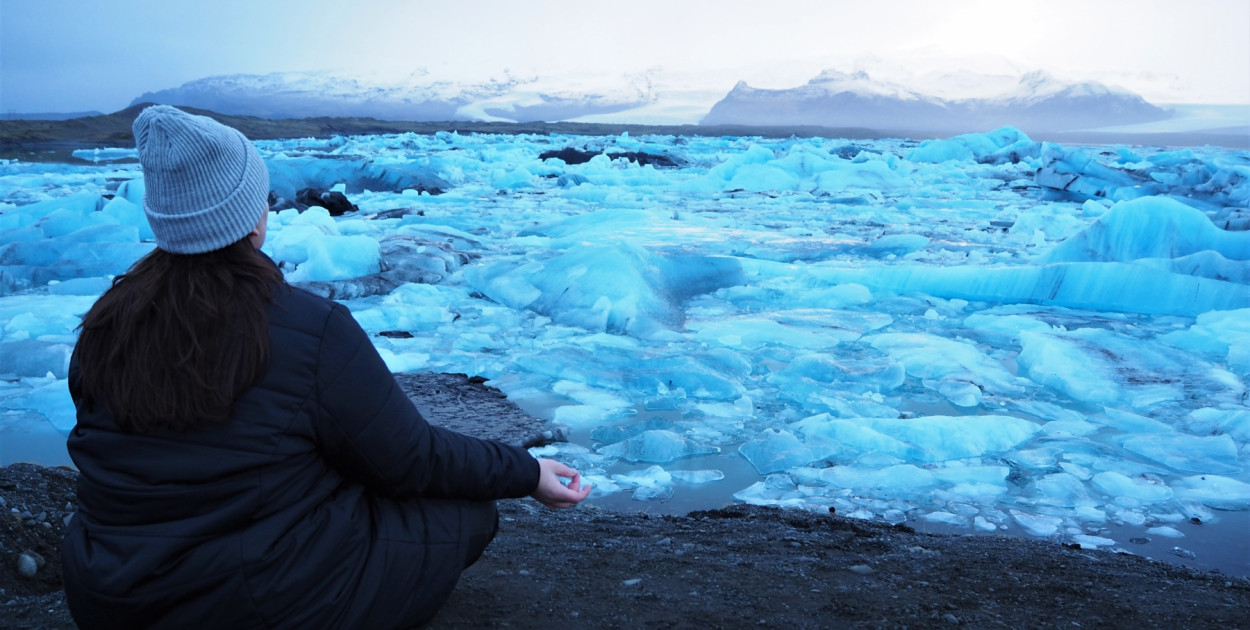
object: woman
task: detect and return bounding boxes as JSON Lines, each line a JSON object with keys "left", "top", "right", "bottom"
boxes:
{"left": 62, "top": 105, "right": 590, "bottom": 629}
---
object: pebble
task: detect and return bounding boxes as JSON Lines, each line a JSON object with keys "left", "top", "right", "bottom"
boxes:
{"left": 17, "top": 553, "right": 39, "bottom": 578}
{"left": 848, "top": 564, "right": 875, "bottom": 575}
{"left": 944, "top": 613, "right": 961, "bottom": 624}
{"left": 622, "top": 578, "right": 641, "bottom": 587}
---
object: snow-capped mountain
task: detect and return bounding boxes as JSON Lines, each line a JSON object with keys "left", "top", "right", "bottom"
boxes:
{"left": 128, "top": 65, "right": 1171, "bottom": 133}
{"left": 973, "top": 70, "right": 1172, "bottom": 131}
{"left": 700, "top": 70, "right": 955, "bottom": 131}
{"left": 701, "top": 70, "right": 1171, "bottom": 133}
{"left": 130, "top": 69, "right": 658, "bottom": 122}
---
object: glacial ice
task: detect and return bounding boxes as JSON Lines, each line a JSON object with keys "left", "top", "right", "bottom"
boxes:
{"left": 2, "top": 126, "right": 1249, "bottom": 557}
{"left": 597, "top": 429, "right": 719, "bottom": 463}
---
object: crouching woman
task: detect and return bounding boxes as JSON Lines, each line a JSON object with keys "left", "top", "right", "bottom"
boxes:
{"left": 62, "top": 105, "right": 589, "bottom": 629}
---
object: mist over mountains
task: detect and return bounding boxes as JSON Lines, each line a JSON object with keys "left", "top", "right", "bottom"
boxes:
{"left": 124, "top": 65, "right": 1173, "bottom": 135}
{"left": 702, "top": 70, "right": 1171, "bottom": 133}
{"left": 130, "top": 69, "right": 658, "bottom": 124}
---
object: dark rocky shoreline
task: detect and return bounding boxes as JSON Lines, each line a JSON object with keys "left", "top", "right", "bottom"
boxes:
{"left": 4, "top": 105, "right": 1245, "bottom": 162}
{"left": 4, "top": 373, "right": 1250, "bottom": 629}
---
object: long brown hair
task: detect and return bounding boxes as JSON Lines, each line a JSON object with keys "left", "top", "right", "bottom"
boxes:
{"left": 75, "top": 238, "right": 286, "bottom": 433}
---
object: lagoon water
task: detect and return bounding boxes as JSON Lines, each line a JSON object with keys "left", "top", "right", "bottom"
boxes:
{"left": 2, "top": 126, "right": 1248, "bottom": 575}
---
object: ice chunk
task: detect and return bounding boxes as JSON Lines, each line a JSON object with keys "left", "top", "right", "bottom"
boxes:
{"left": 817, "top": 464, "right": 937, "bottom": 495}
{"left": 768, "top": 353, "right": 905, "bottom": 393}
{"left": 670, "top": 469, "right": 725, "bottom": 484}
{"left": 1186, "top": 408, "right": 1250, "bottom": 442}
{"left": 738, "top": 429, "right": 817, "bottom": 474}
{"left": 0, "top": 340, "right": 73, "bottom": 379}
{"left": 0, "top": 377, "right": 75, "bottom": 431}
{"left": 1120, "top": 433, "right": 1240, "bottom": 474}
{"left": 1018, "top": 328, "right": 1184, "bottom": 408}
{"left": 552, "top": 381, "right": 631, "bottom": 414}
{"left": 609, "top": 465, "right": 674, "bottom": 501}
{"left": 597, "top": 429, "right": 719, "bottom": 463}
{"left": 272, "top": 224, "right": 381, "bottom": 282}
{"left": 265, "top": 156, "right": 449, "bottom": 198}
{"left": 466, "top": 243, "right": 688, "bottom": 337}
{"left": 802, "top": 260, "right": 1250, "bottom": 318}
{"left": 921, "top": 511, "right": 964, "bottom": 526}
{"left": 1071, "top": 535, "right": 1116, "bottom": 549}
{"left": 866, "top": 332, "right": 1026, "bottom": 404}
{"left": 1041, "top": 196, "right": 1250, "bottom": 265}
{"left": 962, "top": 313, "right": 1054, "bottom": 345}
{"left": 1173, "top": 475, "right": 1250, "bottom": 509}
{"left": 1093, "top": 408, "right": 1174, "bottom": 434}
{"left": 1034, "top": 472, "right": 1096, "bottom": 507}
{"left": 732, "top": 475, "right": 809, "bottom": 508}
{"left": 813, "top": 159, "right": 905, "bottom": 192}
{"left": 1089, "top": 471, "right": 1174, "bottom": 504}
{"left": 793, "top": 413, "right": 1040, "bottom": 462}
{"left": 1162, "top": 308, "right": 1250, "bottom": 371}
{"left": 1009, "top": 509, "right": 1064, "bottom": 536}
{"left": 725, "top": 164, "right": 802, "bottom": 192}
{"left": 908, "top": 127, "right": 1038, "bottom": 164}
{"left": 690, "top": 316, "right": 848, "bottom": 350}
{"left": 1146, "top": 526, "right": 1184, "bottom": 538}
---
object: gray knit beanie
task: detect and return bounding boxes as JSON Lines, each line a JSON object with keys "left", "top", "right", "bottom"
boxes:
{"left": 133, "top": 105, "right": 269, "bottom": 254}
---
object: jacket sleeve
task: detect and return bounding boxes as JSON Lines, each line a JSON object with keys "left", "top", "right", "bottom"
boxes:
{"left": 311, "top": 302, "right": 540, "bottom": 501}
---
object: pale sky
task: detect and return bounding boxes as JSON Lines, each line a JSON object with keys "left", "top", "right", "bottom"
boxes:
{"left": 2, "top": 0, "right": 1248, "bottom": 114}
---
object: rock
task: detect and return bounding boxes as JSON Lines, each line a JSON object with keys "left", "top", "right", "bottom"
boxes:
{"left": 295, "top": 188, "right": 358, "bottom": 216}
{"left": 17, "top": 552, "right": 39, "bottom": 578}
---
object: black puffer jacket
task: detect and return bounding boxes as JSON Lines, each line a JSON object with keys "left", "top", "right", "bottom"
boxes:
{"left": 63, "top": 285, "right": 540, "bottom": 629}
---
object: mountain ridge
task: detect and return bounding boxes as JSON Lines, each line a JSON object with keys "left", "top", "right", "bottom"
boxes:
{"left": 117, "top": 67, "right": 1173, "bottom": 134}
{"left": 701, "top": 70, "right": 1171, "bottom": 133}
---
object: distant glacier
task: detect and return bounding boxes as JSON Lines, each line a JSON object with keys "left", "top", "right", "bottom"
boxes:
{"left": 128, "top": 67, "right": 1171, "bottom": 134}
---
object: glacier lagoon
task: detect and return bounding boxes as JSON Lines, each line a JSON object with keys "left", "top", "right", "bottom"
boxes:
{"left": 2, "top": 127, "right": 1248, "bottom": 574}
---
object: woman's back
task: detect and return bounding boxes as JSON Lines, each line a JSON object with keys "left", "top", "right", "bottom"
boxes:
{"left": 62, "top": 105, "right": 588, "bottom": 630}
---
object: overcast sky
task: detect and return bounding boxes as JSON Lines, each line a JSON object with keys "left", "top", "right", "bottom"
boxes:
{"left": 2, "top": 0, "right": 1248, "bottom": 114}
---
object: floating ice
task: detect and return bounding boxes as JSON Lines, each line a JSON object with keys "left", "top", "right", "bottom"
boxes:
{"left": 597, "top": 429, "right": 719, "bottom": 463}
{"left": 670, "top": 469, "right": 725, "bottom": 484}
{"left": 793, "top": 413, "right": 1041, "bottom": 463}
{"left": 2, "top": 128, "right": 1248, "bottom": 552}
{"left": 1089, "top": 471, "right": 1174, "bottom": 504}
{"left": 1121, "top": 433, "right": 1241, "bottom": 474}
{"left": 738, "top": 429, "right": 817, "bottom": 474}
{"left": 1017, "top": 327, "right": 1204, "bottom": 408}
{"left": 866, "top": 332, "right": 1027, "bottom": 405}
{"left": 1009, "top": 509, "right": 1064, "bottom": 537}
{"left": 1041, "top": 196, "right": 1250, "bottom": 265}
{"left": 907, "top": 127, "right": 1039, "bottom": 164}
{"left": 610, "top": 465, "right": 675, "bottom": 501}
{"left": 1173, "top": 475, "right": 1250, "bottom": 509}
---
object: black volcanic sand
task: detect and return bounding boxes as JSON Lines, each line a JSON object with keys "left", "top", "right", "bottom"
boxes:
{"left": 3, "top": 373, "right": 1249, "bottom": 629}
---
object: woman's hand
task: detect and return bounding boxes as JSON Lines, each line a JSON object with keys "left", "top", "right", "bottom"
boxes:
{"left": 530, "top": 458, "right": 592, "bottom": 509}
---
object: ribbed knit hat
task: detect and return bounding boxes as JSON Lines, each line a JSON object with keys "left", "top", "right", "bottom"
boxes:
{"left": 133, "top": 105, "right": 269, "bottom": 254}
